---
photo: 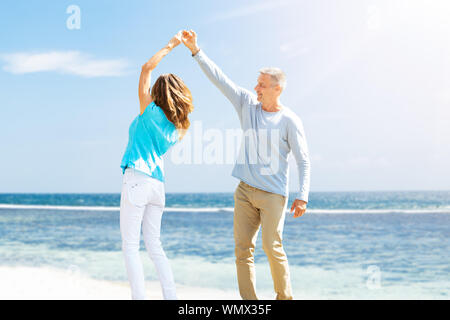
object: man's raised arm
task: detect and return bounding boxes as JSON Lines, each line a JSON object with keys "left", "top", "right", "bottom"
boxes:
{"left": 181, "top": 30, "right": 248, "bottom": 115}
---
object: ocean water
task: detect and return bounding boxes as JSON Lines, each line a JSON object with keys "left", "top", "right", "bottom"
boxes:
{"left": 0, "top": 191, "right": 449, "bottom": 299}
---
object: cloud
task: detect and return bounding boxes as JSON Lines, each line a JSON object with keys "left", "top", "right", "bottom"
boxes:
{"left": 1, "top": 51, "right": 129, "bottom": 77}
{"left": 205, "top": 0, "right": 293, "bottom": 23}
{"left": 280, "top": 41, "right": 310, "bottom": 59}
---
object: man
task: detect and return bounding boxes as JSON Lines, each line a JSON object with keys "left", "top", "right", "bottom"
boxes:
{"left": 181, "top": 30, "right": 311, "bottom": 300}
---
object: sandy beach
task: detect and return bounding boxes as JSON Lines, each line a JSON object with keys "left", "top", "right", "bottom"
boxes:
{"left": 0, "top": 266, "right": 256, "bottom": 300}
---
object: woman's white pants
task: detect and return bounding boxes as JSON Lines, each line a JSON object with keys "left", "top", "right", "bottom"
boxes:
{"left": 120, "top": 168, "right": 177, "bottom": 300}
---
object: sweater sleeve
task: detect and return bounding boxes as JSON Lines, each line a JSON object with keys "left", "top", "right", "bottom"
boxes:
{"left": 287, "top": 117, "right": 311, "bottom": 202}
{"left": 193, "top": 50, "right": 248, "bottom": 119}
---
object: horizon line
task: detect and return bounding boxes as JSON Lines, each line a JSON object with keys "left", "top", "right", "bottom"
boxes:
{"left": 0, "top": 189, "right": 449, "bottom": 195}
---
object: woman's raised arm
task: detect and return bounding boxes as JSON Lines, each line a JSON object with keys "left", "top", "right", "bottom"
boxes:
{"left": 138, "top": 31, "right": 182, "bottom": 115}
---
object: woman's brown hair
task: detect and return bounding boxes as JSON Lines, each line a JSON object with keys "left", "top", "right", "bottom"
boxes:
{"left": 151, "top": 74, "right": 194, "bottom": 139}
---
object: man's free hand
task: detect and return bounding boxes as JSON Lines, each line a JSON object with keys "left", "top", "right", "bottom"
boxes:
{"left": 290, "top": 199, "right": 307, "bottom": 218}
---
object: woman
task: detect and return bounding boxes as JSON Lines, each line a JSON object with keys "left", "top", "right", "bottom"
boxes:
{"left": 119, "top": 31, "right": 193, "bottom": 300}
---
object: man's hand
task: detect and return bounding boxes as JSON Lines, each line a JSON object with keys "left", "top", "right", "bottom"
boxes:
{"left": 290, "top": 199, "right": 307, "bottom": 218}
{"left": 182, "top": 29, "right": 200, "bottom": 55}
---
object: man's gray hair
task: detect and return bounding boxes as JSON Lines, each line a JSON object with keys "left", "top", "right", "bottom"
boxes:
{"left": 259, "top": 67, "right": 287, "bottom": 90}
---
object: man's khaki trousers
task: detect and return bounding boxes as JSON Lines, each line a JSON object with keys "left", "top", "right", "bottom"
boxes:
{"left": 233, "top": 181, "right": 293, "bottom": 300}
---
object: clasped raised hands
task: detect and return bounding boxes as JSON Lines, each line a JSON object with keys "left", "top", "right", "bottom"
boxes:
{"left": 165, "top": 29, "right": 200, "bottom": 56}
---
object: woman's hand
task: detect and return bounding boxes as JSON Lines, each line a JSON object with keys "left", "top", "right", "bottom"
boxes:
{"left": 143, "top": 31, "right": 182, "bottom": 72}
{"left": 167, "top": 31, "right": 182, "bottom": 50}
{"left": 182, "top": 30, "right": 200, "bottom": 55}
